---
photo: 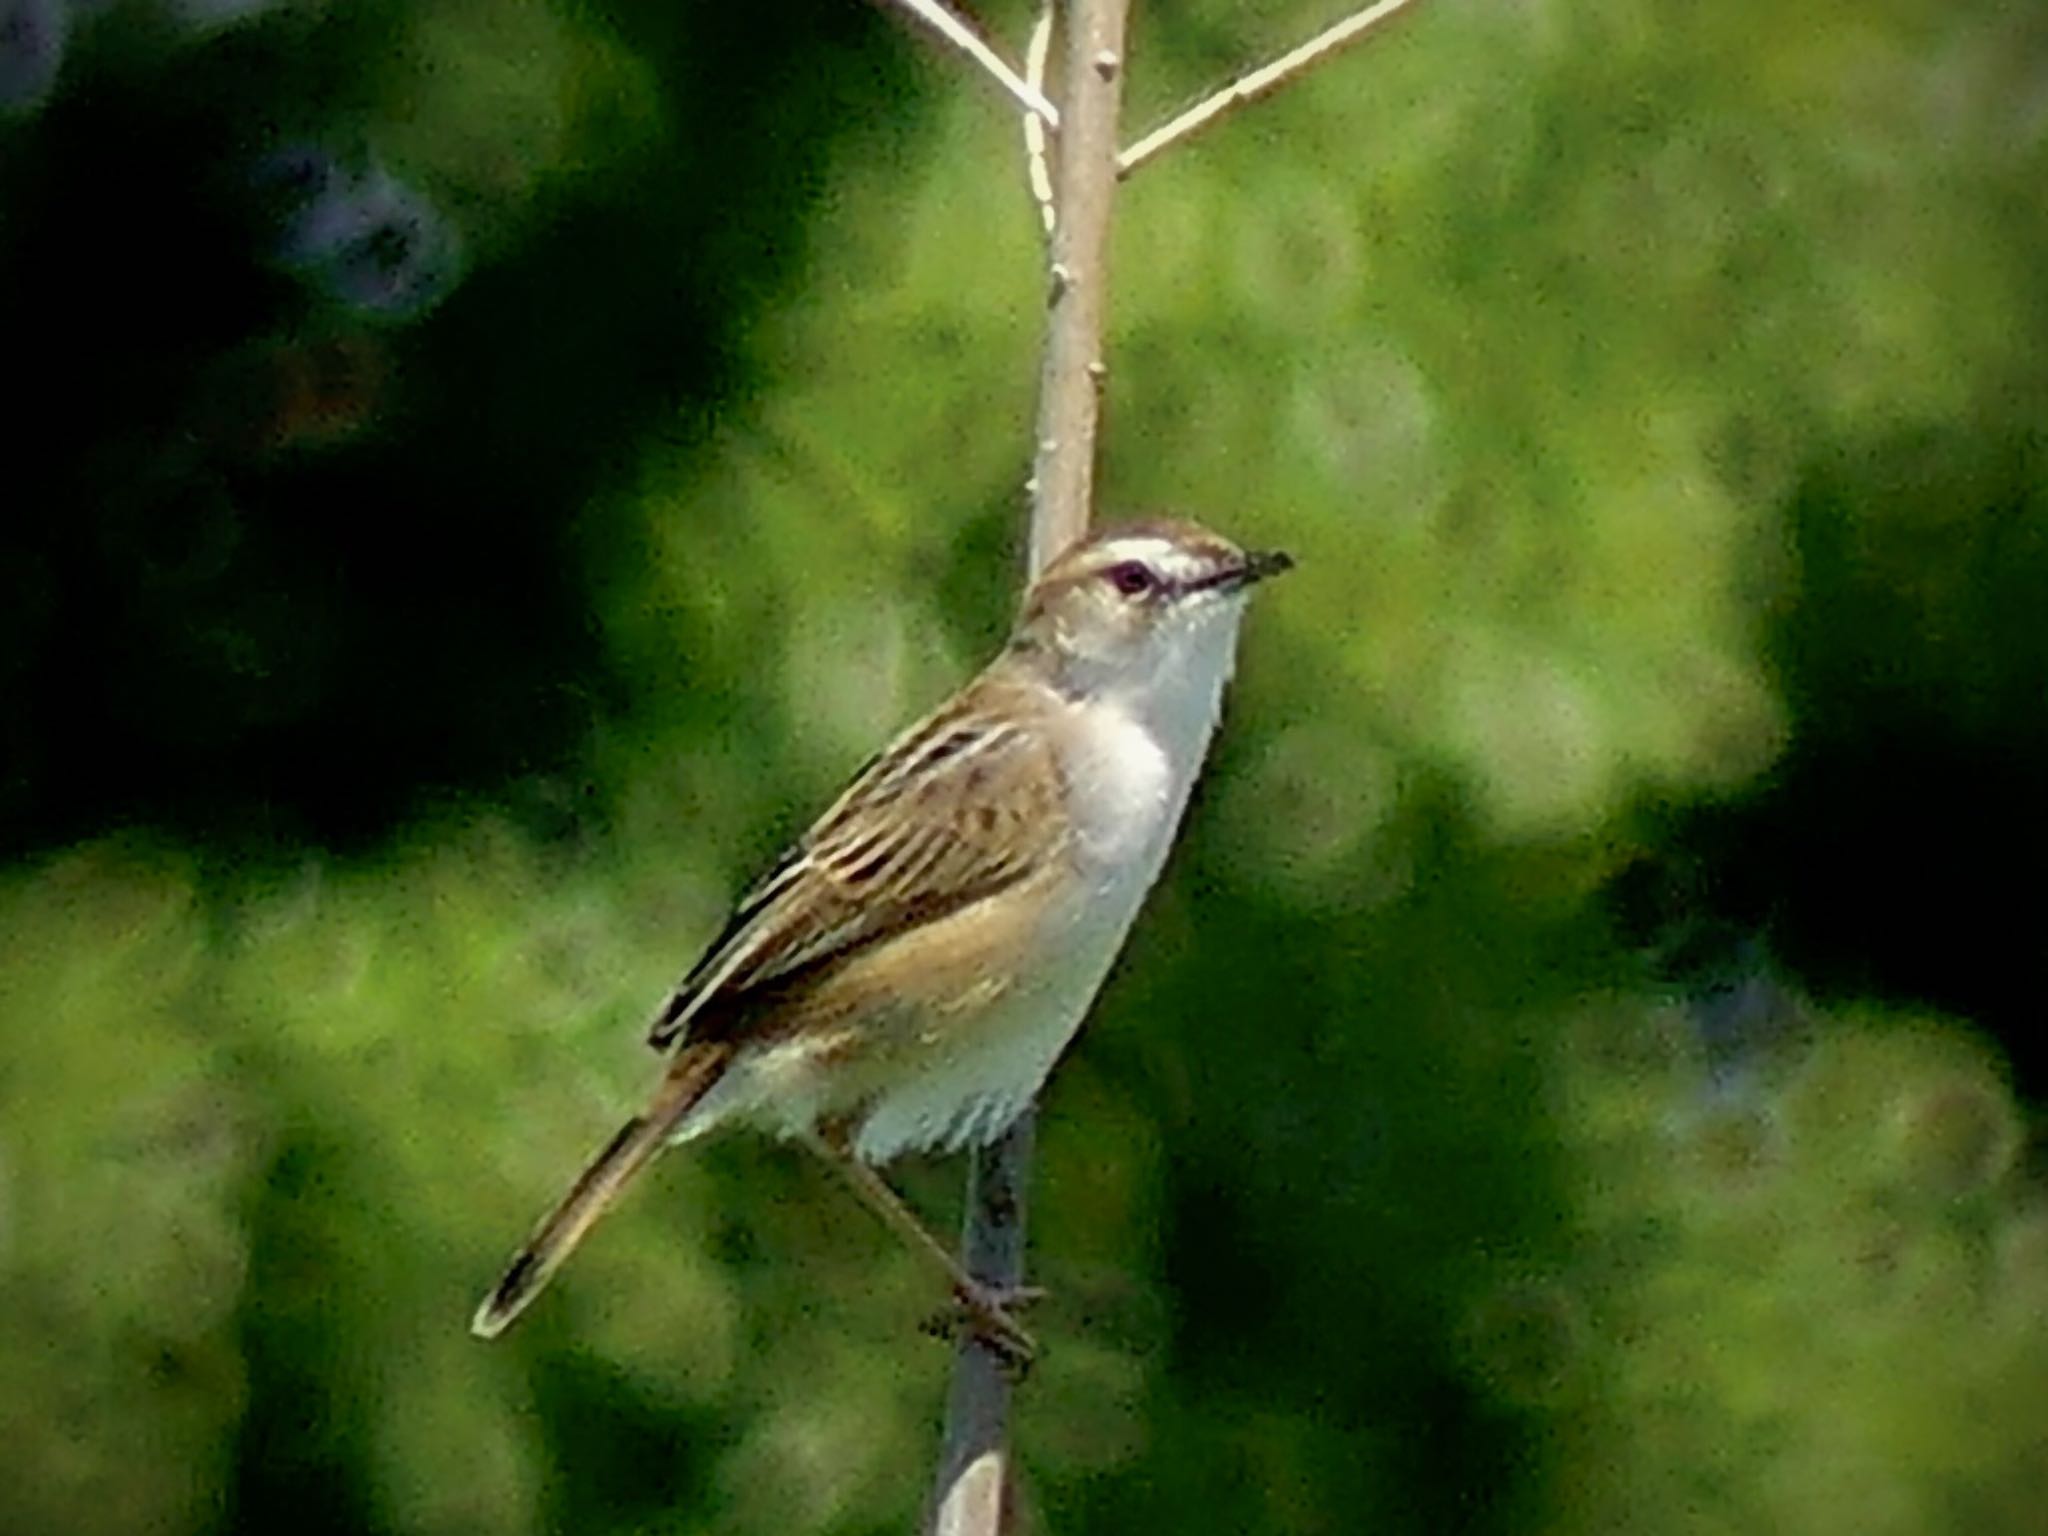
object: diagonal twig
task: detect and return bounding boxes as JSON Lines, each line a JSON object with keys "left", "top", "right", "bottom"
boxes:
{"left": 1117, "top": 0, "right": 1424, "bottom": 178}
{"left": 875, "top": 0, "right": 1063, "bottom": 130}
{"left": 1020, "top": 4, "right": 1058, "bottom": 239}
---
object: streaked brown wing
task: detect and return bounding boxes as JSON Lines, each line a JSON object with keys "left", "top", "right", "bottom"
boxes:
{"left": 646, "top": 680, "right": 1070, "bottom": 1050}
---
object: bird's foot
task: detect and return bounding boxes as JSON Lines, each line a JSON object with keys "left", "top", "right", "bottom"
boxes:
{"left": 921, "top": 1281, "right": 1047, "bottom": 1374}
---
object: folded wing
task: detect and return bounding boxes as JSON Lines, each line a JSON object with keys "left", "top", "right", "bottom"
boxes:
{"left": 647, "top": 683, "right": 1070, "bottom": 1051}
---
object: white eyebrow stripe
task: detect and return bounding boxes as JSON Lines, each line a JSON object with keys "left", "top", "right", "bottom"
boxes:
{"left": 1092, "top": 536, "right": 1183, "bottom": 567}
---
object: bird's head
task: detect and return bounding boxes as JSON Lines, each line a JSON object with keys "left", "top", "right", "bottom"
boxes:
{"left": 1011, "top": 517, "right": 1293, "bottom": 704}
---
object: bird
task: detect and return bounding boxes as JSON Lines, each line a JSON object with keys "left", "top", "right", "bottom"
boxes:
{"left": 471, "top": 516, "right": 1292, "bottom": 1358}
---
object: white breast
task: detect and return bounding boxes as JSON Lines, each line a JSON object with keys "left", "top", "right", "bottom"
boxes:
{"left": 707, "top": 604, "right": 1250, "bottom": 1165}
{"left": 843, "top": 625, "right": 1241, "bottom": 1162}
{"left": 1061, "top": 698, "right": 1177, "bottom": 870}
{"left": 1065, "top": 600, "right": 1244, "bottom": 869}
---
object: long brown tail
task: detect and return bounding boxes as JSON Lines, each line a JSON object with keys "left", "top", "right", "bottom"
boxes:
{"left": 470, "top": 1042, "right": 734, "bottom": 1340}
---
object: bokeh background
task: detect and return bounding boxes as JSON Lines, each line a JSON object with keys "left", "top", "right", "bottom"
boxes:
{"left": 4, "top": 0, "right": 2046, "bottom": 1531}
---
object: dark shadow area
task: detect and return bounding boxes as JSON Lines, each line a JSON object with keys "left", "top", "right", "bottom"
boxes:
{"left": 1611, "top": 429, "right": 2048, "bottom": 1097}
{"left": 0, "top": 2, "right": 917, "bottom": 859}
{"left": 1063, "top": 791, "right": 1584, "bottom": 1536}
{"left": 225, "top": 1133, "right": 382, "bottom": 1536}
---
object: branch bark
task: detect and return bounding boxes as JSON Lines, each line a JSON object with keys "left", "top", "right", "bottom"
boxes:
{"left": 928, "top": 0, "right": 1131, "bottom": 1530}
{"left": 1025, "top": 0, "right": 1128, "bottom": 572}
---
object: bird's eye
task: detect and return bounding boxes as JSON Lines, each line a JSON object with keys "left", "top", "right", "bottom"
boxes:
{"left": 1105, "top": 560, "right": 1158, "bottom": 598}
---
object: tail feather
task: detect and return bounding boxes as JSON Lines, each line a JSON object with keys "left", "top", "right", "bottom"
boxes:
{"left": 471, "top": 1043, "right": 733, "bottom": 1340}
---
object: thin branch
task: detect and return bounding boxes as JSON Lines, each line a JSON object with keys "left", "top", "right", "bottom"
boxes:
{"left": 930, "top": 0, "right": 1133, "bottom": 1529}
{"left": 1020, "top": 5, "right": 1058, "bottom": 239}
{"left": 1117, "top": 0, "right": 1424, "bottom": 178}
{"left": 929, "top": 1113, "right": 1036, "bottom": 1536}
{"left": 876, "top": 0, "right": 1063, "bottom": 130}
{"left": 1024, "top": 0, "right": 1128, "bottom": 571}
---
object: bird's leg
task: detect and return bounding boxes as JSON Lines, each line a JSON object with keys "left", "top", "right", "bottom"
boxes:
{"left": 805, "top": 1128, "right": 1041, "bottom": 1366}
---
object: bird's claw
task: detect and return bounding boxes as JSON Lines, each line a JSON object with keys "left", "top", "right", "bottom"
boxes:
{"left": 920, "top": 1281, "right": 1046, "bottom": 1374}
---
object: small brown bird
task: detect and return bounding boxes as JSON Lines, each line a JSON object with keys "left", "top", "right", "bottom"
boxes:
{"left": 472, "top": 517, "right": 1291, "bottom": 1356}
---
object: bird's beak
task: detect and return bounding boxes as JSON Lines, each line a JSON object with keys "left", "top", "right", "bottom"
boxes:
{"left": 1240, "top": 549, "right": 1295, "bottom": 584}
{"left": 1190, "top": 548, "right": 1295, "bottom": 595}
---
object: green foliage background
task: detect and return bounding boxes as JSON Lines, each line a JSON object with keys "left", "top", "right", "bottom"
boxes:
{"left": 3, "top": 1, "right": 2045, "bottom": 1532}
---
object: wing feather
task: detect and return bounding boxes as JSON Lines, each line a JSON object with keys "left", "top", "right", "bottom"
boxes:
{"left": 646, "top": 682, "right": 1069, "bottom": 1050}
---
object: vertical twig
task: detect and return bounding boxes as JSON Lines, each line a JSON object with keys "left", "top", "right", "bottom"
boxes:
{"left": 1020, "top": 6, "right": 1058, "bottom": 239}
{"left": 1025, "top": 0, "right": 1128, "bottom": 573}
{"left": 929, "top": 1112, "right": 1036, "bottom": 1536}
{"left": 928, "top": 1, "right": 1131, "bottom": 1531}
